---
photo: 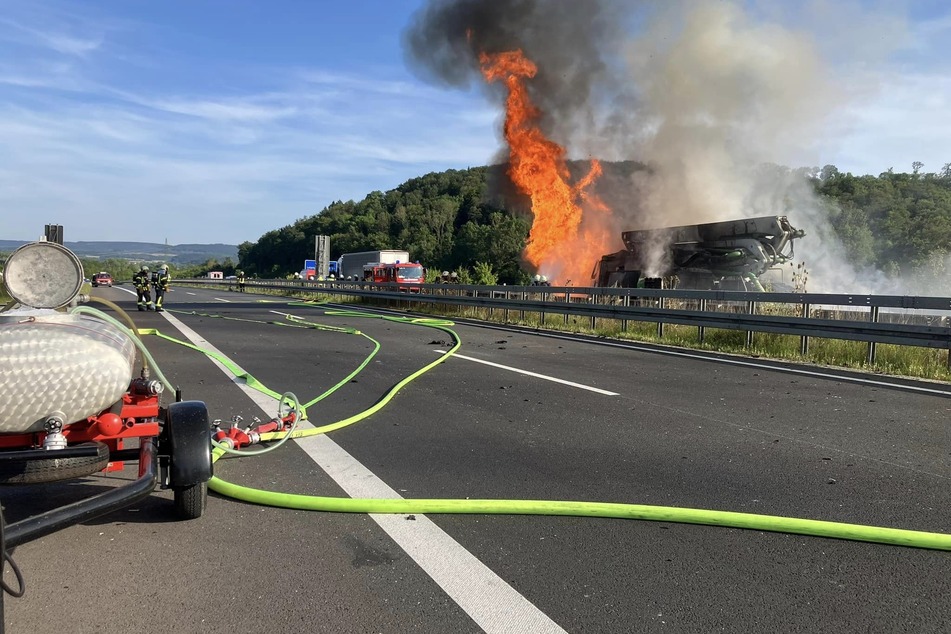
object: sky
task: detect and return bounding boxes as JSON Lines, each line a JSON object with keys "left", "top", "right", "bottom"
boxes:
{"left": 1, "top": 0, "right": 949, "bottom": 246}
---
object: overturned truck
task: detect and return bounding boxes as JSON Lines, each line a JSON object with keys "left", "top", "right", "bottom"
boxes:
{"left": 592, "top": 215, "right": 805, "bottom": 291}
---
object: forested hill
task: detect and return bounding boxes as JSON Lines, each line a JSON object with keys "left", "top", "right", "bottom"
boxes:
{"left": 238, "top": 162, "right": 951, "bottom": 285}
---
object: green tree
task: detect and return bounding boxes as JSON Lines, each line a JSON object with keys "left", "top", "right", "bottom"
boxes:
{"left": 472, "top": 261, "right": 498, "bottom": 285}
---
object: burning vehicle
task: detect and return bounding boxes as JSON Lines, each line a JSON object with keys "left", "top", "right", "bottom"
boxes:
{"left": 592, "top": 215, "right": 805, "bottom": 290}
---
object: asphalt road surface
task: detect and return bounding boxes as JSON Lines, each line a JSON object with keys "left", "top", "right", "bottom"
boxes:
{"left": 3, "top": 284, "right": 949, "bottom": 633}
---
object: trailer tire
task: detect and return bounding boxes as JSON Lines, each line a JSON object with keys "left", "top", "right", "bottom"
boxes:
{"left": 0, "top": 442, "right": 110, "bottom": 485}
{"left": 173, "top": 481, "right": 207, "bottom": 520}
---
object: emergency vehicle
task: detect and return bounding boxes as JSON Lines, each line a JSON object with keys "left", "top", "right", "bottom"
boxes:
{"left": 364, "top": 262, "right": 425, "bottom": 288}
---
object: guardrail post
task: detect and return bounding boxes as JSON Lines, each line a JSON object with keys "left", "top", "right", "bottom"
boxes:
{"left": 698, "top": 298, "right": 706, "bottom": 344}
{"left": 746, "top": 301, "right": 756, "bottom": 347}
{"left": 520, "top": 291, "right": 526, "bottom": 322}
{"left": 657, "top": 296, "right": 665, "bottom": 338}
{"left": 867, "top": 306, "right": 879, "bottom": 365}
{"left": 563, "top": 292, "right": 570, "bottom": 326}
{"left": 622, "top": 294, "right": 629, "bottom": 332}
{"left": 590, "top": 292, "right": 596, "bottom": 330}
{"left": 800, "top": 303, "right": 810, "bottom": 355}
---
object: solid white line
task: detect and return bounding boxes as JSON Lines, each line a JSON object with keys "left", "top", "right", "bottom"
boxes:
{"left": 427, "top": 317, "right": 951, "bottom": 398}
{"left": 435, "top": 351, "right": 619, "bottom": 396}
{"left": 156, "top": 310, "right": 566, "bottom": 634}
{"left": 296, "top": 435, "right": 566, "bottom": 634}
{"left": 535, "top": 330, "right": 951, "bottom": 396}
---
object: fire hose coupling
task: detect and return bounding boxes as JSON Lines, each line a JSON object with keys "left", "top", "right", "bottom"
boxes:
{"left": 130, "top": 377, "right": 164, "bottom": 396}
{"left": 211, "top": 413, "right": 297, "bottom": 450}
{"left": 43, "top": 411, "right": 68, "bottom": 450}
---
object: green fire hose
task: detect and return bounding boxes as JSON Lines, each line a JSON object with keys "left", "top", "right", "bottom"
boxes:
{"left": 146, "top": 304, "right": 951, "bottom": 551}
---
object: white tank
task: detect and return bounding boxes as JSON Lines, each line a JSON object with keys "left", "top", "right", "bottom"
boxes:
{"left": 0, "top": 309, "right": 137, "bottom": 434}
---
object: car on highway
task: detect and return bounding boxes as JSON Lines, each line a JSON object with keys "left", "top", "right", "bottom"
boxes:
{"left": 91, "top": 272, "right": 114, "bottom": 287}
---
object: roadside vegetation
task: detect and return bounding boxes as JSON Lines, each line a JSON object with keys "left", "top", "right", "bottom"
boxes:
{"left": 394, "top": 297, "right": 951, "bottom": 382}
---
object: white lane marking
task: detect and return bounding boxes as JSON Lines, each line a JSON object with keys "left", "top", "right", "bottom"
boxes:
{"left": 418, "top": 315, "right": 951, "bottom": 398}
{"left": 297, "top": 435, "right": 567, "bottom": 634}
{"left": 435, "top": 350, "right": 619, "bottom": 396}
{"left": 213, "top": 297, "right": 232, "bottom": 303}
{"left": 186, "top": 292, "right": 196, "bottom": 295}
{"left": 541, "top": 332, "right": 951, "bottom": 397}
{"left": 157, "top": 310, "right": 566, "bottom": 634}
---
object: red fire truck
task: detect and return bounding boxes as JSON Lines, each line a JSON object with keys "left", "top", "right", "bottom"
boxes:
{"left": 364, "top": 262, "right": 425, "bottom": 288}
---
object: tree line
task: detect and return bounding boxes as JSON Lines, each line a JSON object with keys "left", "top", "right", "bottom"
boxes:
{"left": 229, "top": 161, "right": 951, "bottom": 288}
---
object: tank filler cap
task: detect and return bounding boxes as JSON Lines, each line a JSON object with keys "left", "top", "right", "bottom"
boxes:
{"left": 3, "top": 241, "right": 84, "bottom": 309}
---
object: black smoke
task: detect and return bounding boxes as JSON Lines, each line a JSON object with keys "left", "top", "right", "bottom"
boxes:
{"left": 402, "top": 0, "right": 632, "bottom": 142}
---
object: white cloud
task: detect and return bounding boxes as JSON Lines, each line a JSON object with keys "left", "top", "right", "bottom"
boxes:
{"left": 823, "top": 69, "right": 951, "bottom": 175}
{"left": 0, "top": 65, "right": 498, "bottom": 244}
{"left": 0, "top": 16, "right": 103, "bottom": 57}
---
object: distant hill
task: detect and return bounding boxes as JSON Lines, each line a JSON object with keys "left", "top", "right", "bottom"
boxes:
{"left": 0, "top": 240, "right": 238, "bottom": 265}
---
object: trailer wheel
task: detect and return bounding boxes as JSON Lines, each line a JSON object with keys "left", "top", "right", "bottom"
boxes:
{"left": 173, "top": 482, "right": 207, "bottom": 519}
{"left": 0, "top": 442, "right": 110, "bottom": 485}
{"left": 162, "top": 401, "right": 212, "bottom": 520}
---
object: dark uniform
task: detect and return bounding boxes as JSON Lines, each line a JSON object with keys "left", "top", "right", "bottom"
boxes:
{"left": 152, "top": 266, "right": 170, "bottom": 312}
{"left": 133, "top": 266, "right": 153, "bottom": 311}
{"left": 237, "top": 271, "right": 246, "bottom": 293}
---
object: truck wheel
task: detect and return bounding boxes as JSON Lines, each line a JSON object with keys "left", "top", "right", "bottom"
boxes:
{"left": 173, "top": 482, "right": 207, "bottom": 519}
{"left": 0, "top": 443, "right": 110, "bottom": 485}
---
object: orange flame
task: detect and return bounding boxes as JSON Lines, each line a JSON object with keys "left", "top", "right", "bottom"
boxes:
{"left": 479, "top": 49, "right": 613, "bottom": 285}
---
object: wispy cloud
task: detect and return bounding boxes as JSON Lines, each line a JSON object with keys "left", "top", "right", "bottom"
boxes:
{"left": 0, "top": 16, "right": 103, "bottom": 57}
{"left": 0, "top": 56, "right": 498, "bottom": 243}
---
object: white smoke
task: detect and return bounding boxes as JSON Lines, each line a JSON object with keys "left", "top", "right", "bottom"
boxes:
{"left": 405, "top": 0, "right": 914, "bottom": 292}
{"left": 575, "top": 0, "right": 910, "bottom": 292}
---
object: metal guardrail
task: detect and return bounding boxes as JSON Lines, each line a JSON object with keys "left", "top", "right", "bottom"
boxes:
{"left": 177, "top": 278, "right": 951, "bottom": 365}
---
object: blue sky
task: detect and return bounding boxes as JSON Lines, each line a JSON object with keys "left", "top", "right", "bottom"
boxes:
{"left": 1, "top": 0, "right": 949, "bottom": 246}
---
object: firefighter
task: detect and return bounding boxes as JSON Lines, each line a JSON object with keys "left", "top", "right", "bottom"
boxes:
{"left": 133, "top": 265, "right": 153, "bottom": 311}
{"left": 152, "top": 264, "right": 171, "bottom": 312}
{"left": 237, "top": 270, "right": 246, "bottom": 292}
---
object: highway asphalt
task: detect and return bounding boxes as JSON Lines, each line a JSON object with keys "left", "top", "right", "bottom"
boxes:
{"left": 3, "top": 284, "right": 949, "bottom": 633}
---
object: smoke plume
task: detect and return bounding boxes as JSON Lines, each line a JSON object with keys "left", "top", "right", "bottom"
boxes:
{"left": 403, "top": 0, "right": 909, "bottom": 293}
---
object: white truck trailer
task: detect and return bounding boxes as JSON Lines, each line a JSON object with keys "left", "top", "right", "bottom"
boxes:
{"left": 337, "top": 250, "right": 410, "bottom": 280}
